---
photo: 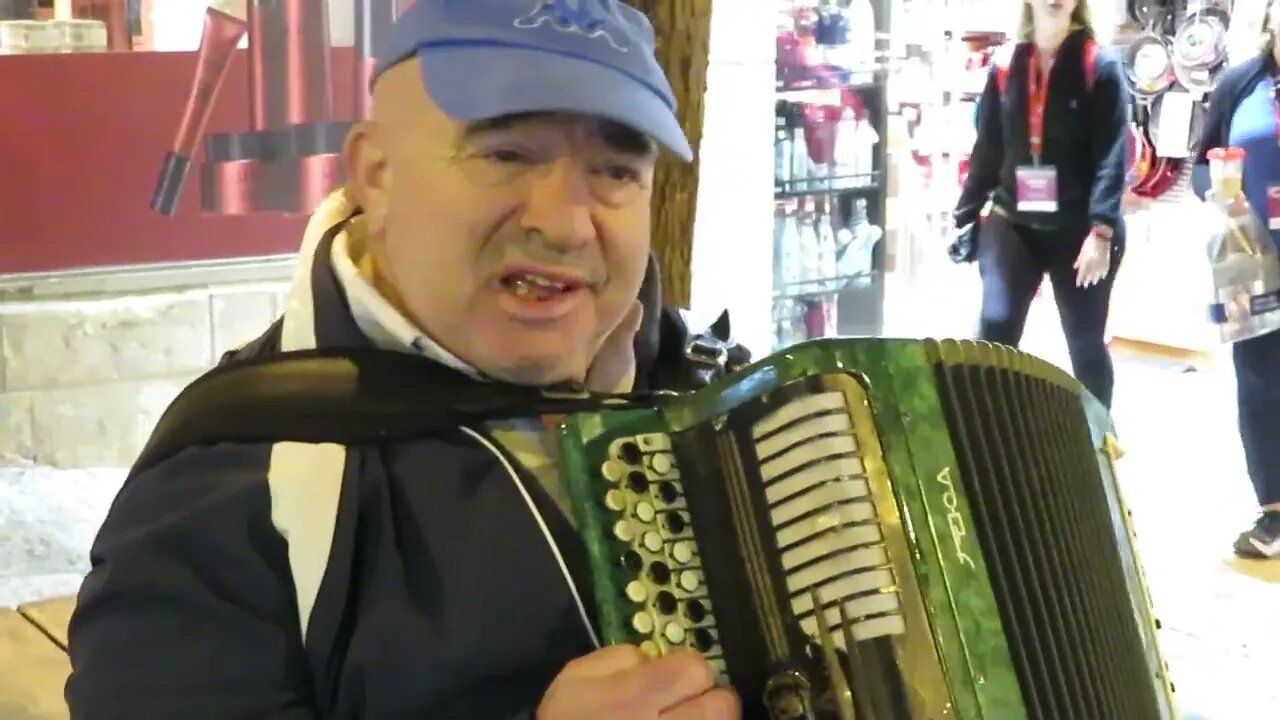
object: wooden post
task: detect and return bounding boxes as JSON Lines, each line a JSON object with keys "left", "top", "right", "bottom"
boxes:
{"left": 631, "top": 0, "right": 713, "bottom": 309}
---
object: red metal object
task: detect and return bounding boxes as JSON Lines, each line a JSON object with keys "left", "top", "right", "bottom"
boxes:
{"left": 0, "top": 48, "right": 358, "bottom": 275}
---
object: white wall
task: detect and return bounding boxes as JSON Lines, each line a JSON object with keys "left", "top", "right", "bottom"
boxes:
{"left": 150, "top": 0, "right": 355, "bottom": 52}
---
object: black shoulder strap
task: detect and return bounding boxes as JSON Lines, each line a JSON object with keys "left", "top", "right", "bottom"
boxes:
{"left": 130, "top": 348, "right": 643, "bottom": 477}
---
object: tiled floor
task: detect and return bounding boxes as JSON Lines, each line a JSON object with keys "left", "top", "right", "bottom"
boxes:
{"left": 1109, "top": 355, "right": 1280, "bottom": 720}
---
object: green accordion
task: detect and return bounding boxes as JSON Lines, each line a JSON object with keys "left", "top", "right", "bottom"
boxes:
{"left": 556, "top": 337, "right": 1176, "bottom": 720}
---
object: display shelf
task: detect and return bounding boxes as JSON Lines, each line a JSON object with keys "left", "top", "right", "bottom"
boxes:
{"left": 777, "top": 67, "right": 884, "bottom": 92}
{"left": 774, "top": 271, "right": 878, "bottom": 302}
{"left": 773, "top": 0, "right": 889, "bottom": 348}
{"left": 775, "top": 171, "right": 882, "bottom": 198}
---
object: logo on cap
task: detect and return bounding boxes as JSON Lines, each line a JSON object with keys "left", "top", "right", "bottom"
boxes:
{"left": 514, "top": 0, "right": 629, "bottom": 53}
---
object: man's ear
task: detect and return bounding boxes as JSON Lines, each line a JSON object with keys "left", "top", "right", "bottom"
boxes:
{"left": 343, "top": 121, "right": 390, "bottom": 235}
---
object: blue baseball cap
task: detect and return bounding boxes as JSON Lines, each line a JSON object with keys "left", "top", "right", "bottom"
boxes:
{"left": 372, "top": 0, "right": 694, "bottom": 161}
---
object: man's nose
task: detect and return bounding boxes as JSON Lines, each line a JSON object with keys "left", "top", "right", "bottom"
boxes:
{"left": 520, "top": 159, "right": 597, "bottom": 253}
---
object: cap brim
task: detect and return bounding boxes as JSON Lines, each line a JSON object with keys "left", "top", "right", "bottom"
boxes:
{"left": 416, "top": 46, "right": 693, "bottom": 162}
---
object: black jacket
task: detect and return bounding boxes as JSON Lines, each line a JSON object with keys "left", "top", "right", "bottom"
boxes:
{"left": 64, "top": 217, "right": 750, "bottom": 719}
{"left": 1190, "top": 54, "right": 1276, "bottom": 198}
{"left": 954, "top": 31, "right": 1131, "bottom": 232}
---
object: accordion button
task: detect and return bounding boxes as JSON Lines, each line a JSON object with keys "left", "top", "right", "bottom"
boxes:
{"left": 613, "top": 520, "right": 635, "bottom": 542}
{"left": 670, "top": 542, "right": 694, "bottom": 565}
{"left": 625, "top": 581, "right": 649, "bottom": 603}
{"left": 665, "top": 512, "right": 688, "bottom": 535}
{"left": 632, "top": 611, "right": 655, "bottom": 635}
{"left": 691, "top": 628, "right": 715, "bottom": 652}
{"left": 684, "top": 599, "right": 707, "bottom": 623}
{"left": 627, "top": 471, "right": 649, "bottom": 493}
{"left": 657, "top": 482, "right": 681, "bottom": 504}
{"left": 621, "top": 550, "right": 645, "bottom": 572}
{"left": 635, "top": 502, "right": 657, "bottom": 523}
{"left": 640, "top": 640, "right": 661, "bottom": 658}
{"left": 679, "top": 571, "right": 701, "bottom": 592}
{"left": 605, "top": 490, "right": 627, "bottom": 511}
{"left": 649, "top": 453, "right": 674, "bottom": 475}
{"left": 643, "top": 531, "right": 664, "bottom": 553}
{"left": 664, "top": 623, "right": 687, "bottom": 644}
{"left": 654, "top": 590, "right": 678, "bottom": 615}
{"left": 638, "top": 433, "right": 672, "bottom": 452}
{"left": 619, "top": 441, "right": 643, "bottom": 465}
{"left": 648, "top": 561, "right": 672, "bottom": 585}
{"left": 601, "top": 460, "right": 625, "bottom": 483}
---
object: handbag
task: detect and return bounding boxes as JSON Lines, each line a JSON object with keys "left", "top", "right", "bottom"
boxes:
{"left": 948, "top": 220, "right": 980, "bottom": 264}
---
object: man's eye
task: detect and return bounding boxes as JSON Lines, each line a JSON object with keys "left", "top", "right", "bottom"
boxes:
{"left": 597, "top": 165, "right": 641, "bottom": 183}
{"left": 485, "top": 149, "right": 535, "bottom": 165}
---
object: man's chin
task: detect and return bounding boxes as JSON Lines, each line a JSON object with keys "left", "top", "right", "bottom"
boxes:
{"left": 482, "top": 354, "right": 590, "bottom": 389}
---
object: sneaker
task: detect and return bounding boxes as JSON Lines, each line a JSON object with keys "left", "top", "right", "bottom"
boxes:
{"left": 1233, "top": 511, "right": 1280, "bottom": 559}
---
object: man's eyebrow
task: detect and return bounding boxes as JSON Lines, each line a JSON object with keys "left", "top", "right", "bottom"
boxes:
{"left": 460, "top": 113, "right": 544, "bottom": 139}
{"left": 459, "top": 113, "right": 657, "bottom": 158}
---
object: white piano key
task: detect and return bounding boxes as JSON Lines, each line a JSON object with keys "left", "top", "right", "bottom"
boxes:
{"left": 789, "top": 568, "right": 896, "bottom": 617}
{"left": 852, "top": 613, "right": 908, "bottom": 640}
{"left": 786, "top": 547, "right": 890, "bottom": 593}
{"left": 846, "top": 590, "right": 902, "bottom": 620}
{"left": 761, "top": 435, "right": 860, "bottom": 483}
{"left": 780, "top": 524, "right": 884, "bottom": 570}
{"left": 752, "top": 391, "right": 848, "bottom": 439}
{"left": 764, "top": 458, "right": 865, "bottom": 505}
{"left": 755, "top": 413, "right": 853, "bottom": 461}
{"left": 770, "top": 480, "right": 872, "bottom": 525}
{"left": 774, "top": 501, "right": 880, "bottom": 549}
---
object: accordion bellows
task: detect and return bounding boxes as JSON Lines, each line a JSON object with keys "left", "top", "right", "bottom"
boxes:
{"left": 557, "top": 338, "right": 1176, "bottom": 720}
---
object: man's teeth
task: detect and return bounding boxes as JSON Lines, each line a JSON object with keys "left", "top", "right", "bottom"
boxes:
{"left": 508, "top": 274, "right": 571, "bottom": 298}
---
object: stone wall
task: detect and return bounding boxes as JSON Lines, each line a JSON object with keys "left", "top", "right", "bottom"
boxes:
{"left": 0, "top": 269, "right": 290, "bottom": 607}
{"left": 0, "top": 281, "right": 289, "bottom": 469}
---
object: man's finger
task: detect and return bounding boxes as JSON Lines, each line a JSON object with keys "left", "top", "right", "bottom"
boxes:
{"left": 561, "top": 644, "right": 650, "bottom": 680}
{"left": 660, "top": 687, "right": 740, "bottom": 720}
{"left": 620, "top": 651, "right": 717, "bottom": 712}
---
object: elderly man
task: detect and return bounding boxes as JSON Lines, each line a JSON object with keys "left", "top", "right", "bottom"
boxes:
{"left": 65, "top": 1, "right": 740, "bottom": 718}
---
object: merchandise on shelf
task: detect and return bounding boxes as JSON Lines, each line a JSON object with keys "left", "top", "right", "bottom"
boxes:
{"left": 772, "top": 0, "right": 890, "bottom": 349}
{"left": 1125, "top": 1, "right": 1233, "bottom": 201}
{"left": 777, "top": 0, "right": 878, "bottom": 90}
{"left": 775, "top": 86, "right": 881, "bottom": 195}
{"left": 0, "top": 0, "right": 139, "bottom": 50}
{"left": 0, "top": 17, "right": 105, "bottom": 52}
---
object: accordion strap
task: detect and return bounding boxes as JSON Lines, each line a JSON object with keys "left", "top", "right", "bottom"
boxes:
{"left": 130, "top": 348, "right": 648, "bottom": 477}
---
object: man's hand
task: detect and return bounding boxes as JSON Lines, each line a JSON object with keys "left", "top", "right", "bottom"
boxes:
{"left": 586, "top": 300, "right": 644, "bottom": 393}
{"left": 537, "top": 645, "right": 740, "bottom": 720}
{"left": 1073, "top": 227, "right": 1113, "bottom": 288}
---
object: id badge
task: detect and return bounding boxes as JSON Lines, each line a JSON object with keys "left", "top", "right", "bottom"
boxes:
{"left": 1016, "top": 165, "right": 1059, "bottom": 213}
{"left": 1268, "top": 184, "right": 1280, "bottom": 231}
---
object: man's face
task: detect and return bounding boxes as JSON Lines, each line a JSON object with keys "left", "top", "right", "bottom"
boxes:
{"left": 345, "top": 62, "right": 658, "bottom": 386}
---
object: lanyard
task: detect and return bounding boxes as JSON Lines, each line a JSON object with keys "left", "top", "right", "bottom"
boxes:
{"left": 1027, "top": 49, "right": 1055, "bottom": 165}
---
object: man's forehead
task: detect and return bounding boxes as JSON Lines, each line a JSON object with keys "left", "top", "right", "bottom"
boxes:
{"left": 461, "top": 112, "right": 657, "bottom": 156}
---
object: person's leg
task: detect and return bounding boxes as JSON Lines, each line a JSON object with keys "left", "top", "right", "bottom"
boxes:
{"left": 977, "top": 213, "right": 1042, "bottom": 348}
{"left": 1231, "top": 329, "right": 1280, "bottom": 558}
{"left": 1045, "top": 224, "right": 1122, "bottom": 409}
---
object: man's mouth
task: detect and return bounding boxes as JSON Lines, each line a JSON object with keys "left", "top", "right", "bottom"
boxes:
{"left": 500, "top": 271, "right": 588, "bottom": 302}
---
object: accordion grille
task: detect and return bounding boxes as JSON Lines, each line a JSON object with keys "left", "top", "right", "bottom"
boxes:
{"left": 929, "top": 342, "right": 1162, "bottom": 720}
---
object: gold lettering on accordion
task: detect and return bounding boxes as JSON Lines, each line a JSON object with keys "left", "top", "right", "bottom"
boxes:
{"left": 935, "top": 467, "right": 976, "bottom": 569}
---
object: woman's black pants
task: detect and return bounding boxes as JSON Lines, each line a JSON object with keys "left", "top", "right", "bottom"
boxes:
{"left": 976, "top": 212, "right": 1122, "bottom": 409}
{"left": 1234, "top": 330, "right": 1280, "bottom": 507}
